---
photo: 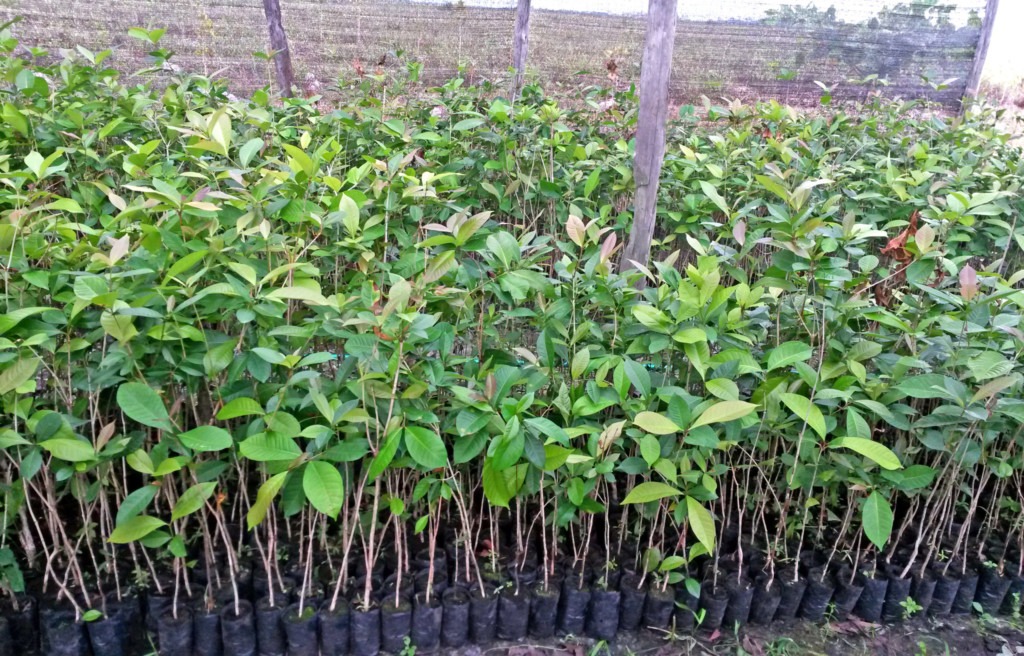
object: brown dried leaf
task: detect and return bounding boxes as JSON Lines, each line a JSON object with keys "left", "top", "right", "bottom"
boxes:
{"left": 96, "top": 421, "right": 117, "bottom": 451}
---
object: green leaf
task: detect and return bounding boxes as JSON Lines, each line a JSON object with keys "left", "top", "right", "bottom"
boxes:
{"left": 303, "top": 461, "right": 344, "bottom": 519}
{"left": 404, "top": 426, "right": 448, "bottom": 470}
{"left": 967, "top": 351, "right": 1014, "bottom": 382}
{"left": 779, "top": 393, "right": 827, "bottom": 439}
{"left": 368, "top": 429, "right": 401, "bottom": 480}
{"left": 862, "top": 491, "right": 893, "bottom": 550}
{"left": 482, "top": 461, "right": 526, "bottom": 508}
{"left": 239, "top": 137, "right": 264, "bottom": 167}
{"left": 847, "top": 341, "right": 882, "bottom": 362}
{"left": 282, "top": 144, "right": 316, "bottom": 178}
{"left": 178, "top": 426, "right": 233, "bottom": 452}
{"left": 172, "top": 482, "right": 216, "bottom": 521}
{"left": 633, "top": 411, "right": 680, "bottom": 436}
{"left": 896, "top": 374, "right": 959, "bottom": 400}
{"left": 247, "top": 472, "right": 288, "bottom": 529}
{"left": 40, "top": 438, "right": 95, "bottom": 462}
{"left": 217, "top": 397, "right": 264, "bottom": 420}
{"left": 690, "top": 401, "right": 758, "bottom": 429}
{"left": 239, "top": 433, "right": 302, "bottom": 461}
{"left": 544, "top": 445, "right": 572, "bottom": 471}
{"left": 621, "top": 481, "right": 681, "bottom": 505}
{"left": 686, "top": 496, "right": 716, "bottom": 554}
{"left": 0, "top": 358, "right": 39, "bottom": 395}
{"left": 623, "top": 358, "right": 651, "bottom": 398}
{"left": 897, "top": 464, "right": 937, "bottom": 490}
{"left": 109, "top": 515, "right": 167, "bottom": 544}
{"left": 698, "top": 180, "right": 730, "bottom": 216}
{"left": 639, "top": 435, "right": 661, "bottom": 467}
{"left": 766, "top": 341, "right": 812, "bottom": 371}
{"left": 705, "top": 378, "right": 739, "bottom": 401}
{"left": 571, "top": 347, "right": 591, "bottom": 378}
{"left": 0, "top": 307, "right": 49, "bottom": 336}
{"left": 453, "top": 117, "right": 486, "bottom": 131}
{"left": 116, "top": 383, "right": 172, "bottom": 431}
{"left": 830, "top": 437, "right": 901, "bottom": 470}
{"left": 117, "top": 486, "right": 157, "bottom": 525}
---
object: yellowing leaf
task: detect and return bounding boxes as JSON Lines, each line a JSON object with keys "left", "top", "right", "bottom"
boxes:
{"left": 690, "top": 401, "right": 758, "bottom": 429}
{"left": 621, "top": 481, "right": 681, "bottom": 504}
{"left": 686, "top": 496, "right": 716, "bottom": 554}
{"left": 633, "top": 411, "right": 681, "bottom": 436}
{"left": 830, "top": 437, "right": 901, "bottom": 470}
{"left": 780, "top": 393, "right": 827, "bottom": 439}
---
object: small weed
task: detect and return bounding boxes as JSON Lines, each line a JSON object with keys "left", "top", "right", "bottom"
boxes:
{"left": 766, "top": 637, "right": 797, "bottom": 656}
{"left": 901, "top": 596, "right": 923, "bottom": 620}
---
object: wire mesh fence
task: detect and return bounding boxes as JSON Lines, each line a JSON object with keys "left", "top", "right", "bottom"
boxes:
{"left": 0, "top": 0, "right": 991, "bottom": 107}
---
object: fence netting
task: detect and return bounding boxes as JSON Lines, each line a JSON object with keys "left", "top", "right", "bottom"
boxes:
{"left": 1, "top": 0, "right": 991, "bottom": 107}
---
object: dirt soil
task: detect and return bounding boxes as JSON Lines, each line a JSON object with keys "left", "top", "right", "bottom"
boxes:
{"left": 447, "top": 615, "right": 1024, "bottom": 655}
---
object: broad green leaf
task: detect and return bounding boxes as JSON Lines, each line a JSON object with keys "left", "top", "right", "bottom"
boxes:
{"left": 896, "top": 374, "right": 959, "bottom": 400}
{"left": 633, "top": 411, "right": 680, "bottom": 436}
{"left": 705, "top": 378, "right": 739, "bottom": 401}
{"left": 368, "top": 429, "right": 401, "bottom": 480}
{"left": 404, "top": 426, "right": 448, "bottom": 470}
{"left": 116, "top": 383, "right": 172, "bottom": 431}
{"left": 265, "top": 286, "right": 329, "bottom": 306}
{"left": 686, "top": 496, "right": 716, "bottom": 554}
{"left": 967, "top": 351, "right": 1014, "bottom": 382}
{"left": 117, "top": 485, "right": 157, "bottom": 525}
{"left": 109, "top": 515, "right": 166, "bottom": 544}
{"left": 239, "top": 433, "right": 302, "bottom": 461}
{"left": 571, "top": 347, "right": 591, "bottom": 378}
{"left": 862, "top": 491, "right": 893, "bottom": 550}
{"left": 897, "top": 464, "right": 937, "bottom": 490}
{"left": 0, "top": 358, "right": 39, "bottom": 395}
{"left": 453, "top": 117, "right": 486, "bottom": 131}
{"left": 779, "top": 393, "right": 827, "bottom": 439}
{"left": 303, "top": 461, "right": 344, "bottom": 519}
{"left": 632, "top": 305, "right": 672, "bottom": 333}
{"left": 621, "top": 481, "right": 681, "bottom": 505}
{"left": 766, "top": 341, "right": 812, "bottom": 371}
{"left": 690, "top": 401, "right": 758, "bottom": 429}
{"left": 40, "top": 438, "right": 95, "bottom": 462}
{"left": 639, "top": 435, "right": 661, "bottom": 467}
{"left": 543, "top": 445, "right": 572, "bottom": 471}
{"left": 179, "top": 426, "right": 233, "bottom": 452}
{"left": 0, "top": 307, "right": 49, "bottom": 336}
{"left": 830, "top": 437, "right": 901, "bottom": 470}
{"left": 217, "top": 397, "right": 264, "bottom": 420}
{"left": 698, "top": 180, "right": 730, "bottom": 216}
{"left": 247, "top": 472, "right": 288, "bottom": 529}
{"left": 672, "top": 327, "right": 707, "bottom": 344}
{"left": 171, "top": 482, "right": 216, "bottom": 521}
{"left": 239, "top": 137, "right": 263, "bottom": 167}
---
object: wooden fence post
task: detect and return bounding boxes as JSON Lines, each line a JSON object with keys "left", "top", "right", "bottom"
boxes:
{"left": 962, "top": 0, "right": 999, "bottom": 109}
{"left": 511, "top": 0, "right": 531, "bottom": 99}
{"left": 622, "top": 0, "right": 678, "bottom": 277}
{"left": 262, "top": 0, "right": 295, "bottom": 97}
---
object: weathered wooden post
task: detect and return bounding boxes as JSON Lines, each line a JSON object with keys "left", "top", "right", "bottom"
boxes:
{"left": 621, "top": 0, "right": 678, "bottom": 277}
{"left": 262, "top": 0, "right": 295, "bottom": 97}
{"left": 962, "top": 0, "right": 1000, "bottom": 110}
{"left": 511, "top": 0, "right": 532, "bottom": 99}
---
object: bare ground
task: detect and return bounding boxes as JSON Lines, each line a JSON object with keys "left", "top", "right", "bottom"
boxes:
{"left": 445, "top": 615, "right": 1024, "bottom": 656}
